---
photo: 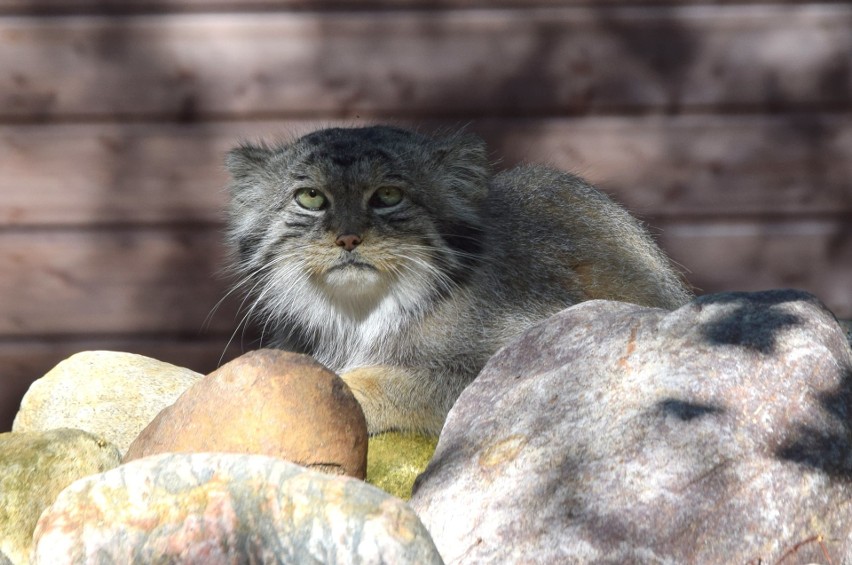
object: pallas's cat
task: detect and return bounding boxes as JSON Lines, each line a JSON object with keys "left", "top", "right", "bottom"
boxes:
{"left": 225, "top": 126, "right": 690, "bottom": 434}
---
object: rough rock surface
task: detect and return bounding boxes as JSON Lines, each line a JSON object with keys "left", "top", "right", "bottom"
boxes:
{"left": 124, "top": 349, "right": 368, "bottom": 479}
{"left": 32, "top": 452, "right": 443, "bottom": 565}
{"left": 0, "top": 429, "right": 121, "bottom": 565}
{"left": 411, "top": 290, "right": 852, "bottom": 564}
{"left": 841, "top": 318, "right": 852, "bottom": 345}
{"left": 13, "top": 351, "right": 202, "bottom": 455}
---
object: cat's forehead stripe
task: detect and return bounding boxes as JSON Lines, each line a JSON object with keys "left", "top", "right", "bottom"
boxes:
{"left": 301, "top": 144, "right": 396, "bottom": 171}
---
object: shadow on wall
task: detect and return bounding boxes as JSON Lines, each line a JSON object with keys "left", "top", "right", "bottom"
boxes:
{"left": 0, "top": 4, "right": 243, "bottom": 431}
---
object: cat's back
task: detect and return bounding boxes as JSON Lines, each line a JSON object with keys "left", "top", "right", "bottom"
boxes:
{"left": 481, "top": 164, "right": 691, "bottom": 310}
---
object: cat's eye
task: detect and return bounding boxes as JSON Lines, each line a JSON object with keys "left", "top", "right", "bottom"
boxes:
{"left": 370, "top": 187, "right": 404, "bottom": 208}
{"left": 294, "top": 188, "right": 328, "bottom": 210}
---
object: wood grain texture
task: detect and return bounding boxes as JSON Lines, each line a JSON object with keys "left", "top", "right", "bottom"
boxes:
{"left": 659, "top": 219, "right": 852, "bottom": 318}
{"left": 2, "top": 114, "right": 851, "bottom": 226}
{"left": 1, "top": 5, "right": 850, "bottom": 121}
{"left": 0, "top": 228, "right": 239, "bottom": 336}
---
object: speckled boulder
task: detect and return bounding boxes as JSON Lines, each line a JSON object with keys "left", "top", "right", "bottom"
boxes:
{"left": 13, "top": 351, "right": 202, "bottom": 455}
{"left": 411, "top": 290, "right": 852, "bottom": 564}
{"left": 32, "top": 452, "right": 443, "bottom": 565}
{"left": 124, "top": 349, "right": 368, "bottom": 479}
{"left": 0, "top": 429, "right": 121, "bottom": 565}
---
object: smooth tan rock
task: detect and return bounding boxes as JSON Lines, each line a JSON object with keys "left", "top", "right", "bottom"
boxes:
{"left": 32, "top": 452, "right": 443, "bottom": 565}
{"left": 124, "top": 349, "right": 368, "bottom": 479}
{"left": 13, "top": 351, "right": 202, "bottom": 455}
{"left": 0, "top": 429, "right": 121, "bottom": 565}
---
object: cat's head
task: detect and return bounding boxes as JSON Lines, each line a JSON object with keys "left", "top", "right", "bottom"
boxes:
{"left": 225, "top": 126, "right": 491, "bottom": 323}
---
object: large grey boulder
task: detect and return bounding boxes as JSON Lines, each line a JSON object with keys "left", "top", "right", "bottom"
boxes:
{"left": 411, "top": 290, "right": 852, "bottom": 564}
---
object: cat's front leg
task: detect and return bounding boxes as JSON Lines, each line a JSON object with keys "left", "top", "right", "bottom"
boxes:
{"left": 340, "top": 365, "right": 445, "bottom": 435}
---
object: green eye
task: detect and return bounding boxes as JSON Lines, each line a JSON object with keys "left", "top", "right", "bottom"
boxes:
{"left": 370, "top": 187, "right": 403, "bottom": 208}
{"left": 294, "top": 188, "right": 327, "bottom": 210}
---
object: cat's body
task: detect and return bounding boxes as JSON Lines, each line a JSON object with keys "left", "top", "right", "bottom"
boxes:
{"left": 226, "top": 126, "right": 691, "bottom": 434}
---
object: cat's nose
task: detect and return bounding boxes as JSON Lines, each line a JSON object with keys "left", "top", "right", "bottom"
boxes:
{"left": 335, "top": 234, "right": 362, "bottom": 252}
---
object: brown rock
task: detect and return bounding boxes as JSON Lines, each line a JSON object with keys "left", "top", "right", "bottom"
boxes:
{"left": 124, "top": 350, "right": 368, "bottom": 479}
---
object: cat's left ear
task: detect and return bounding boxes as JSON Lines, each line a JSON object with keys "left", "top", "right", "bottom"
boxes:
{"left": 431, "top": 133, "right": 489, "bottom": 171}
{"left": 430, "top": 132, "right": 491, "bottom": 198}
{"left": 225, "top": 142, "right": 274, "bottom": 180}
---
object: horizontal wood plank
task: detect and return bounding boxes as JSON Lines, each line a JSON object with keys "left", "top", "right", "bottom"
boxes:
{"left": 0, "top": 221, "right": 849, "bottom": 341}
{"left": 0, "top": 121, "right": 242, "bottom": 226}
{"left": 1, "top": 5, "right": 850, "bottom": 120}
{"left": 0, "top": 335, "right": 250, "bottom": 431}
{"left": 477, "top": 115, "right": 852, "bottom": 219}
{"left": 0, "top": 228, "right": 241, "bottom": 336}
{"left": 659, "top": 219, "right": 852, "bottom": 318}
{"left": 1, "top": 0, "right": 835, "bottom": 15}
{"left": 2, "top": 114, "right": 851, "bottom": 226}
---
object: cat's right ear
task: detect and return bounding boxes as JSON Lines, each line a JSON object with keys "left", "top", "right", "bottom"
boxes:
{"left": 225, "top": 143, "right": 274, "bottom": 180}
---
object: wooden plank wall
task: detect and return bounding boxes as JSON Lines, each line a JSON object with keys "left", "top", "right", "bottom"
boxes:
{"left": 1, "top": 0, "right": 850, "bottom": 430}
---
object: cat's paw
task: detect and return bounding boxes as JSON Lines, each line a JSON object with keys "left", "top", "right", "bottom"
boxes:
{"left": 341, "top": 366, "right": 443, "bottom": 435}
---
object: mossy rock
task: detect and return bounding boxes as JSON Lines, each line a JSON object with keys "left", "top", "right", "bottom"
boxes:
{"left": 366, "top": 432, "right": 438, "bottom": 500}
{"left": 0, "top": 428, "right": 121, "bottom": 564}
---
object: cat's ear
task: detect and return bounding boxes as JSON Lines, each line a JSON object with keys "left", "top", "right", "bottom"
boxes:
{"left": 431, "top": 133, "right": 489, "bottom": 169}
{"left": 225, "top": 142, "right": 275, "bottom": 180}
{"left": 430, "top": 132, "right": 491, "bottom": 199}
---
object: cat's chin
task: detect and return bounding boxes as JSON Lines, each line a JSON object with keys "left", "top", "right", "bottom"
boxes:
{"left": 321, "top": 265, "right": 388, "bottom": 298}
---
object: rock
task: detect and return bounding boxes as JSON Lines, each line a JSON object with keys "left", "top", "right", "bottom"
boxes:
{"left": 32, "top": 452, "right": 443, "bottom": 565}
{"left": 411, "top": 289, "right": 852, "bottom": 564}
{"left": 366, "top": 432, "right": 438, "bottom": 500}
{"left": 13, "top": 351, "right": 202, "bottom": 455}
{"left": 840, "top": 318, "right": 852, "bottom": 346}
{"left": 0, "top": 429, "right": 121, "bottom": 565}
{"left": 124, "top": 349, "right": 368, "bottom": 479}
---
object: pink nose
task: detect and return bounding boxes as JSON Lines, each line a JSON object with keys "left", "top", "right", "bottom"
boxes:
{"left": 335, "top": 234, "right": 362, "bottom": 251}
